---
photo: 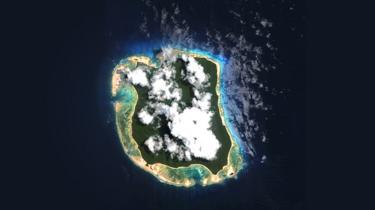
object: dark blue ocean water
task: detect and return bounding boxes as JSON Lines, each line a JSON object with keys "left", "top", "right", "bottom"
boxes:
{"left": 45, "top": 0, "right": 306, "bottom": 209}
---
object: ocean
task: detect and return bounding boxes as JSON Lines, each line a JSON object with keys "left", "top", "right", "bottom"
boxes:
{"left": 44, "top": 0, "right": 306, "bottom": 209}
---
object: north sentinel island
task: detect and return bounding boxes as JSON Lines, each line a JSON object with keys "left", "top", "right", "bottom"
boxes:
{"left": 111, "top": 48, "right": 244, "bottom": 187}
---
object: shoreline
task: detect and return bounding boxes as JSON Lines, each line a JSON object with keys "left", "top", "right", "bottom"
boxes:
{"left": 112, "top": 49, "right": 244, "bottom": 187}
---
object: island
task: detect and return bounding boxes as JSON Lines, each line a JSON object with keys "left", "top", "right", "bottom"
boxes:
{"left": 111, "top": 48, "right": 244, "bottom": 187}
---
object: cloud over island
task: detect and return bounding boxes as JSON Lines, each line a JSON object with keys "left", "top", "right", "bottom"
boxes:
{"left": 127, "top": 48, "right": 221, "bottom": 161}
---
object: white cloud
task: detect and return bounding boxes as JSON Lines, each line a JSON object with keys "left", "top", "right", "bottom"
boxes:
{"left": 168, "top": 107, "right": 221, "bottom": 160}
{"left": 185, "top": 56, "right": 208, "bottom": 87}
{"left": 181, "top": 54, "right": 188, "bottom": 62}
{"left": 138, "top": 108, "right": 154, "bottom": 125}
{"left": 192, "top": 92, "right": 212, "bottom": 111}
{"left": 260, "top": 19, "right": 273, "bottom": 28}
{"left": 149, "top": 65, "right": 182, "bottom": 101}
{"left": 151, "top": 102, "right": 180, "bottom": 120}
{"left": 163, "top": 134, "right": 191, "bottom": 161}
{"left": 147, "top": 98, "right": 220, "bottom": 161}
{"left": 164, "top": 134, "right": 178, "bottom": 153}
{"left": 144, "top": 135, "right": 163, "bottom": 153}
{"left": 127, "top": 67, "right": 149, "bottom": 87}
{"left": 161, "top": 47, "right": 177, "bottom": 63}
{"left": 184, "top": 150, "right": 192, "bottom": 161}
{"left": 261, "top": 155, "right": 267, "bottom": 163}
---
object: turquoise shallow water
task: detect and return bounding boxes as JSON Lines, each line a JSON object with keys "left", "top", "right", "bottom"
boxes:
{"left": 113, "top": 85, "right": 135, "bottom": 104}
